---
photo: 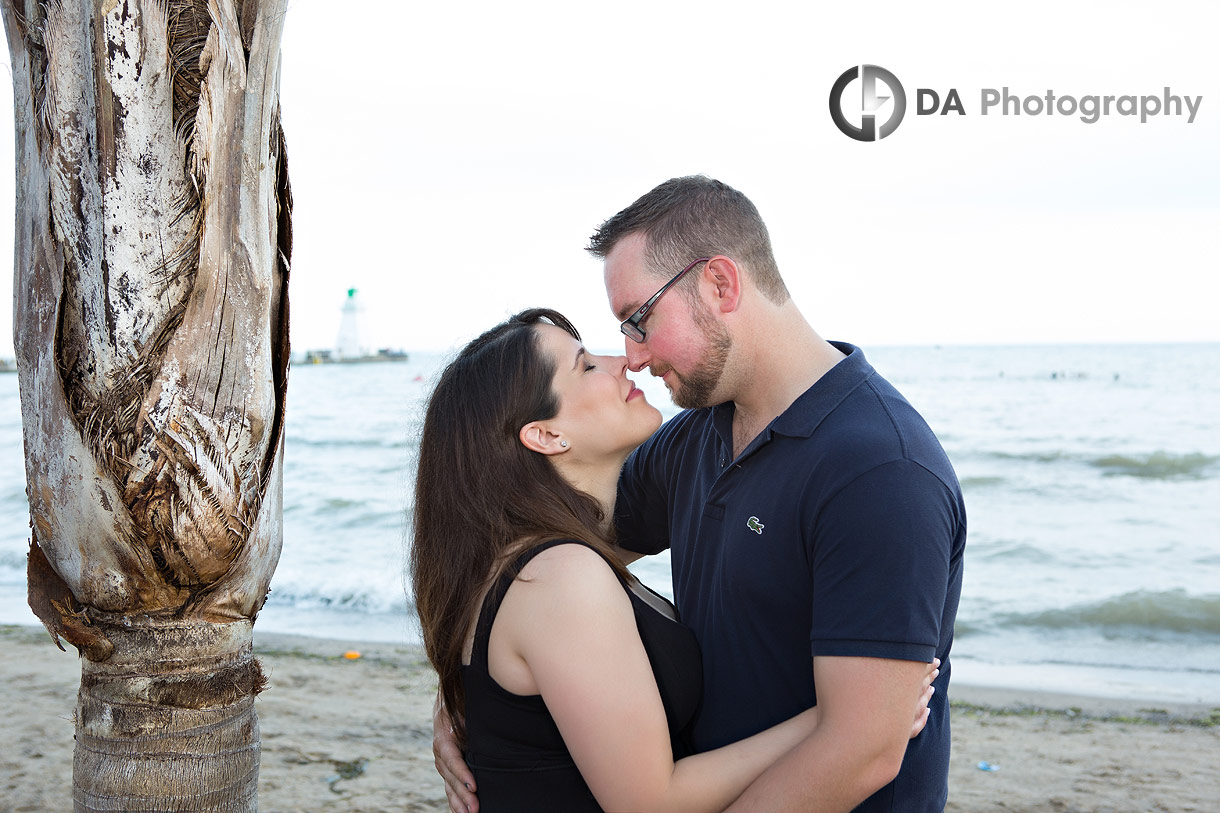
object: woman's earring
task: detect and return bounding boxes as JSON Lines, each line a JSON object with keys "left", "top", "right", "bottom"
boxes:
{"left": 560, "top": 440, "right": 568, "bottom": 448}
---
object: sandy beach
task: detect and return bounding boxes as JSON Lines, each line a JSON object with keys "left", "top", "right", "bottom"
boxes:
{"left": 3, "top": 623, "right": 1217, "bottom": 813}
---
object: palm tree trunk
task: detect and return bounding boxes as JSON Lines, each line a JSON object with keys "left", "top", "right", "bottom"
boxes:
{"left": 74, "top": 618, "right": 263, "bottom": 810}
{"left": 3, "top": 0, "right": 292, "bottom": 808}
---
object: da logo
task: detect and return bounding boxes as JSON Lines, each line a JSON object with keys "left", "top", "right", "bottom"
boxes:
{"left": 829, "top": 64, "right": 907, "bottom": 141}
{"left": 746, "top": 516, "right": 765, "bottom": 535}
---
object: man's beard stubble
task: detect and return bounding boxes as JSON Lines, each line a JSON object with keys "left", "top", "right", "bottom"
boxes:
{"left": 667, "top": 310, "right": 732, "bottom": 410}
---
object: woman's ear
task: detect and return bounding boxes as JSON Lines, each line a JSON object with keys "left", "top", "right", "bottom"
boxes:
{"left": 519, "top": 421, "right": 568, "bottom": 455}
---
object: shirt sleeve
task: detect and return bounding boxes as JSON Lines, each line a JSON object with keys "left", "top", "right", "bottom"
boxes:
{"left": 807, "top": 458, "right": 957, "bottom": 662}
{"left": 613, "top": 420, "right": 675, "bottom": 556}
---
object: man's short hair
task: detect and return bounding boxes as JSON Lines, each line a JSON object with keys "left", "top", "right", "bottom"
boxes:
{"left": 587, "top": 176, "right": 789, "bottom": 304}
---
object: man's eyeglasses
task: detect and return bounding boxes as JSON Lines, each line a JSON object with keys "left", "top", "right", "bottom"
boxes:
{"left": 619, "top": 258, "right": 711, "bottom": 343}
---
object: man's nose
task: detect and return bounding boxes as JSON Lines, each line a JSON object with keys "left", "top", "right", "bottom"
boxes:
{"left": 624, "top": 338, "right": 649, "bottom": 373}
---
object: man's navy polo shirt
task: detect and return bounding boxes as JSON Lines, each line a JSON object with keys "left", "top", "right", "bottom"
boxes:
{"left": 616, "top": 342, "right": 966, "bottom": 811}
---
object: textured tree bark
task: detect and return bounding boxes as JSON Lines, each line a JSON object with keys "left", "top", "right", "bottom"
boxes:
{"left": 3, "top": 0, "right": 291, "bottom": 808}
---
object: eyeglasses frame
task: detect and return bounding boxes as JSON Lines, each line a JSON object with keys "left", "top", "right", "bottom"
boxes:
{"left": 619, "top": 257, "right": 712, "bottom": 343}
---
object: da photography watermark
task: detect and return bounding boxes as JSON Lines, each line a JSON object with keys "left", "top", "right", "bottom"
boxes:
{"left": 830, "top": 65, "right": 1203, "bottom": 140}
{"left": 829, "top": 65, "right": 906, "bottom": 141}
{"left": 976, "top": 87, "right": 1202, "bottom": 124}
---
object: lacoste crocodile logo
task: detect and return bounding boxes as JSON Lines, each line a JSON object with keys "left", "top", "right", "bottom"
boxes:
{"left": 746, "top": 516, "right": 765, "bottom": 535}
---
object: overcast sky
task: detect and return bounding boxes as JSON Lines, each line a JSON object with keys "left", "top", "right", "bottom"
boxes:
{"left": 1, "top": 0, "right": 1217, "bottom": 358}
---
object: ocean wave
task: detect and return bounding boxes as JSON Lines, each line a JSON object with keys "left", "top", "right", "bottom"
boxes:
{"left": 985, "top": 450, "right": 1070, "bottom": 464}
{"left": 952, "top": 620, "right": 983, "bottom": 637}
{"left": 1090, "top": 452, "right": 1219, "bottom": 480}
{"left": 1035, "top": 657, "right": 1220, "bottom": 676}
{"left": 959, "top": 476, "right": 1006, "bottom": 490}
{"left": 1001, "top": 589, "right": 1220, "bottom": 636}
{"left": 263, "top": 583, "right": 409, "bottom": 615}
{"left": 972, "top": 541, "right": 1056, "bottom": 565}
{"left": 282, "top": 497, "right": 408, "bottom": 526}
{"left": 316, "top": 497, "right": 366, "bottom": 511}
{"left": 971, "top": 449, "right": 1218, "bottom": 480}
{"left": 286, "top": 435, "right": 416, "bottom": 451}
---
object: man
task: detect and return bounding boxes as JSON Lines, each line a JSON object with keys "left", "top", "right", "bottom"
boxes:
{"left": 435, "top": 176, "right": 965, "bottom": 811}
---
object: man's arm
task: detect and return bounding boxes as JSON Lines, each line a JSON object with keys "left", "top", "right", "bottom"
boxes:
{"left": 613, "top": 412, "right": 687, "bottom": 557}
{"left": 725, "top": 655, "right": 930, "bottom": 812}
{"left": 747, "top": 457, "right": 958, "bottom": 810}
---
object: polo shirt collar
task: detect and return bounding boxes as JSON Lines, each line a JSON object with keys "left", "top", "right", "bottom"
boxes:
{"left": 707, "top": 342, "right": 875, "bottom": 449}
{"left": 771, "top": 341, "right": 874, "bottom": 438}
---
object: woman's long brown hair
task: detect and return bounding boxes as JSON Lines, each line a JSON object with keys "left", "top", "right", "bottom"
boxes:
{"left": 409, "top": 308, "right": 631, "bottom": 744}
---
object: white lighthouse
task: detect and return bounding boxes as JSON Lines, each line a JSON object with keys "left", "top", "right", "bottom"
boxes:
{"left": 335, "top": 288, "right": 364, "bottom": 360}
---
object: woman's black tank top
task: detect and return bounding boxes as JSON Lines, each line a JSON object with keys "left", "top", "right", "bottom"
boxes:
{"left": 460, "top": 539, "right": 702, "bottom": 811}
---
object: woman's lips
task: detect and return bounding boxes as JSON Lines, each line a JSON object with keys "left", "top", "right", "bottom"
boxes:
{"left": 627, "top": 384, "right": 643, "bottom": 401}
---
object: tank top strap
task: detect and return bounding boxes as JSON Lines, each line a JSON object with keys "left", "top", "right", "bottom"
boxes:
{"left": 470, "top": 538, "right": 605, "bottom": 669}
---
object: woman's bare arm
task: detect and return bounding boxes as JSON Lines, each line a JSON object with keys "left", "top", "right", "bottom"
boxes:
{"left": 501, "top": 545, "right": 837, "bottom": 813}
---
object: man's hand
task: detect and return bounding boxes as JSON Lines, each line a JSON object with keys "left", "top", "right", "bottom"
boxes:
{"left": 433, "top": 691, "right": 478, "bottom": 813}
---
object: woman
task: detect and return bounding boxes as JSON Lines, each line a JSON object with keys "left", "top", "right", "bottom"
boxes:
{"left": 410, "top": 309, "right": 934, "bottom": 812}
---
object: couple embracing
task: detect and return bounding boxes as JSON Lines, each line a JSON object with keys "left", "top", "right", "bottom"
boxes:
{"left": 411, "top": 176, "right": 965, "bottom": 812}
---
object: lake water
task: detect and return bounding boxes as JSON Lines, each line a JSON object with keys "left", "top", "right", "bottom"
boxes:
{"left": 1, "top": 342, "right": 1217, "bottom": 703}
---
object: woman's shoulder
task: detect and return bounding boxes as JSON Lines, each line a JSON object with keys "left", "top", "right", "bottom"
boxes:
{"left": 503, "top": 541, "right": 631, "bottom": 624}
{"left": 516, "top": 539, "right": 620, "bottom": 587}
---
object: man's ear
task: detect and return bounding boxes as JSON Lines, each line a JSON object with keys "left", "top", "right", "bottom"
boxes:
{"left": 702, "top": 255, "right": 743, "bottom": 313}
{"left": 519, "top": 421, "right": 568, "bottom": 455}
